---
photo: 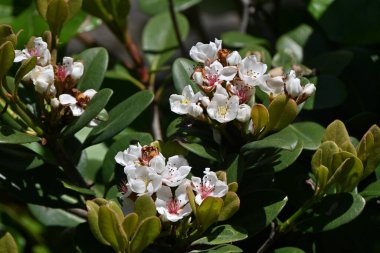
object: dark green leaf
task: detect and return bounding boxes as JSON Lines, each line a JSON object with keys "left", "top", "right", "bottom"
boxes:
{"left": 138, "top": 0, "right": 201, "bottom": 16}
{"left": 130, "top": 217, "right": 161, "bottom": 253}
{"left": 76, "top": 47, "right": 109, "bottom": 91}
{"left": 172, "top": 58, "right": 200, "bottom": 94}
{"left": 221, "top": 31, "right": 269, "bottom": 48}
{"left": 274, "top": 247, "right": 306, "bottom": 253}
{"left": 143, "top": 12, "right": 189, "bottom": 69}
{"left": 0, "top": 232, "right": 18, "bottom": 253}
{"left": 84, "top": 90, "right": 154, "bottom": 147}
{"left": 62, "top": 88, "right": 113, "bottom": 137}
{"left": 28, "top": 204, "right": 85, "bottom": 227}
{"left": 14, "top": 56, "right": 36, "bottom": 94}
{"left": 0, "top": 126, "right": 40, "bottom": 144}
{"left": 289, "top": 122, "right": 325, "bottom": 150}
{"left": 178, "top": 141, "right": 219, "bottom": 162}
{"left": 61, "top": 180, "right": 95, "bottom": 195}
{"left": 189, "top": 244, "right": 243, "bottom": 253}
{"left": 192, "top": 225, "right": 247, "bottom": 245}
{"left": 307, "top": 50, "right": 353, "bottom": 75}
{"left": 360, "top": 180, "right": 380, "bottom": 200}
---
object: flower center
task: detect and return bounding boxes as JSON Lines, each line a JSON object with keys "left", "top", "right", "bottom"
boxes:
{"left": 28, "top": 48, "right": 39, "bottom": 57}
{"left": 218, "top": 105, "right": 228, "bottom": 117}
{"left": 56, "top": 65, "right": 68, "bottom": 82}
{"left": 167, "top": 198, "right": 181, "bottom": 214}
{"left": 181, "top": 98, "right": 190, "bottom": 105}
{"left": 139, "top": 146, "right": 159, "bottom": 165}
{"left": 207, "top": 74, "right": 218, "bottom": 86}
{"left": 200, "top": 184, "right": 214, "bottom": 200}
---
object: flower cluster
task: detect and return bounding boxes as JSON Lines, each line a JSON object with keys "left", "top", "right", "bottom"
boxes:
{"left": 170, "top": 38, "right": 316, "bottom": 125}
{"left": 115, "top": 143, "right": 228, "bottom": 222}
{"left": 14, "top": 37, "right": 105, "bottom": 127}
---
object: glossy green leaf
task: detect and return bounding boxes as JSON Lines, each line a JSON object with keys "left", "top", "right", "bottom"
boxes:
{"left": 84, "top": 90, "right": 154, "bottom": 147}
{"left": 232, "top": 190, "right": 288, "bottom": 235}
{"left": 192, "top": 225, "right": 247, "bottom": 245}
{"left": 308, "top": 50, "right": 353, "bottom": 75}
{"left": 107, "top": 200, "right": 124, "bottom": 221}
{"left": 308, "top": 193, "right": 365, "bottom": 232}
{"left": 82, "top": 0, "right": 110, "bottom": 22}
{"left": 272, "top": 140, "right": 303, "bottom": 172}
{"left": 86, "top": 200, "right": 109, "bottom": 245}
{"left": 46, "top": 0, "right": 69, "bottom": 36}
{"left": 98, "top": 205, "right": 126, "bottom": 252}
{"left": 289, "top": 122, "right": 325, "bottom": 150}
{"left": 221, "top": 31, "right": 269, "bottom": 48}
{"left": 264, "top": 94, "right": 298, "bottom": 134}
{"left": 0, "top": 232, "right": 18, "bottom": 253}
{"left": 357, "top": 125, "right": 380, "bottom": 180}
{"left": 172, "top": 57, "right": 199, "bottom": 94}
{"left": 323, "top": 120, "right": 356, "bottom": 155}
{"left": 314, "top": 165, "right": 329, "bottom": 196}
{"left": 28, "top": 204, "right": 85, "bottom": 227}
{"left": 143, "top": 12, "right": 189, "bottom": 69}
{"left": 178, "top": 141, "right": 219, "bottom": 162}
{"left": 360, "top": 180, "right": 380, "bottom": 201}
{"left": 106, "top": 64, "right": 145, "bottom": 90}
{"left": 134, "top": 195, "right": 157, "bottom": 224}
{"left": 76, "top": 47, "right": 109, "bottom": 91}
{"left": 122, "top": 213, "right": 139, "bottom": 238}
{"left": 102, "top": 131, "right": 153, "bottom": 183}
{"left": 130, "top": 216, "right": 161, "bottom": 253}
{"left": 274, "top": 247, "right": 306, "bottom": 253}
{"left": 0, "top": 126, "right": 40, "bottom": 144}
{"left": 197, "top": 197, "right": 224, "bottom": 232}
{"left": 189, "top": 244, "right": 243, "bottom": 253}
{"left": 308, "top": 0, "right": 334, "bottom": 19}
{"left": 62, "top": 88, "right": 113, "bottom": 137}
{"left": 0, "top": 41, "right": 14, "bottom": 78}
{"left": 139, "top": 0, "right": 201, "bottom": 16}
{"left": 251, "top": 104, "right": 269, "bottom": 137}
{"left": 218, "top": 191, "right": 240, "bottom": 221}
{"left": 311, "top": 141, "right": 340, "bottom": 174}
{"left": 14, "top": 56, "right": 36, "bottom": 94}
{"left": 61, "top": 180, "right": 95, "bottom": 195}
{"left": 272, "top": 49, "right": 296, "bottom": 68}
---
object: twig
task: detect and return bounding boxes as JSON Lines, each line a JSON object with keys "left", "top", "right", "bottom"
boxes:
{"left": 257, "top": 222, "right": 277, "bottom": 253}
{"left": 168, "top": 0, "right": 187, "bottom": 57}
{"left": 240, "top": 0, "right": 252, "bottom": 33}
{"left": 152, "top": 103, "right": 163, "bottom": 140}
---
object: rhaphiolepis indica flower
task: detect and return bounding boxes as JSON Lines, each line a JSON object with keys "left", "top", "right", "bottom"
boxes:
{"left": 207, "top": 85, "right": 239, "bottom": 123}
{"left": 59, "top": 89, "right": 97, "bottom": 116}
{"left": 169, "top": 85, "right": 204, "bottom": 117}
{"left": 189, "top": 38, "right": 222, "bottom": 65}
{"left": 14, "top": 37, "right": 51, "bottom": 66}
{"left": 24, "top": 64, "right": 56, "bottom": 95}
{"left": 56, "top": 57, "right": 84, "bottom": 82}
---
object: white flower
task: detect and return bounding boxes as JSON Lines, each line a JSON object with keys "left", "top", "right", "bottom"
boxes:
{"left": 188, "top": 103, "right": 203, "bottom": 117}
{"left": 259, "top": 76, "right": 284, "bottom": 97}
{"left": 125, "top": 166, "right": 162, "bottom": 196}
{"left": 58, "top": 89, "right": 96, "bottom": 116}
{"left": 14, "top": 37, "right": 51, "bottom": 66}
{"left": 227, "top": 51, "right": 241, "bottom": 66}
{"left": 161, "top": 155, "right": 191, "bottom": 187}
{"left": 189, "top": 38, "right": 222, "bottom": 65}
{"left": 200, "top": 96, "right": 210, "bottom": 107}
{"left": 193, "top": 71, "right": 204, "bottom": 86}
{"left": 115, "top": 143, "right": 142, "bottom": 167}
{"left": 231, "top": 80, "right": 255, "bottom": 104}
{"left": 155, "top": 183, "right": 192, "bottom": 222}
{"left": 302, "top": 83, "right": 316, "bottom": 97}
{"left": 285, "top": 70, "right": 303, "bottom": 98}
{"left": 191, "top": 168, "right": 228, "bottom": 205}
{"left": 238, "top": 55, "right": 268, "bottom": 86}
{"left": 50, "top": 98, "right": 59, "bottom": 108}
{"left": 207, "top": 85, "right": 239, "bottom": 123}
{"left": 169, "top": 85, "right": 202, "bottom": 115}
{"left": 204, "top": 61, "right": 237, "bottom": 85}
{"left": 62, "top": 57, "right": 84, "bottom": 80}
{"left": 236, "top": 104, "right": 251, "bottom": 122}
{"left": 27, "top": 65, "right": 56, "bottom": 95}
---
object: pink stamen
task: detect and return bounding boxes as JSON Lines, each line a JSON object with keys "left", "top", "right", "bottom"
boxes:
{"left": 118, "top": 180, "right": 129, "bottom": 195}
{"left": 167, "top": 198, "right": 180, "bottom": 214}
{"left": 207, "top": 74, "right": 219, "bottom": 86}
{"left": 200, "top": 184, "right": 214, "bottom": 200}
{"left": 28, "top": 48, "right": 39, "bottom": 57}
{"left": 56, "top": 65, "right": 68, "bottom": 82}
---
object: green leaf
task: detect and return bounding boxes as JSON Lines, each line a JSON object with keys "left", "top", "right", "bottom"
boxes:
{"left": 289, "top": 122, "right": 325, "bottom": 150}
{"left": 197, "top": 197, "right": 224, "bottom": 232}
{"left": 0, "top": 232, "right": 18, "bottom": 253}
{"left": 178, "top": 141, "right": 219, "bottom": 162}
{"left": 28, "top": 204, "right": 85, "bottom": 227}
{"left": 86, "top": 200, "right": 109, "bottom": 245}
{"left": 46, "top": 0, "right": 69, "bottom": 36}
{"left": 14, "top": 56, "right": 37, "bottom": 94}
{"left": 360, "top": 180, "right": 380, "bottom": 201}
{"left": 192, "top": 225, "right": 247, "bottom": 245}
{"left": 323, "top": 120, "right": 356, "bottom": 155}
{"left": 130, "top": 216, "right": 161, "bottom": 253}
{"left": 308, "top": 50, "right": 353, "bottom": 76}
{"left": 172, "top": 58, "right": 200, "bottom": 94}
{"left": 271, "top": 140, "right": 303, "bottom": 172}
{"left": 105, "top": 64, "right": 145, "bottom": 90}
{"left": 232, "top": 190, "right": 288, "bottom": 235}
{"left": 221, "top": 31, "right": 269, "bottom": 48}
{"left": 67, "top": 0, "right": 83, "bottom": 21}
{"left": 314, "top": 165, "right": 329, "bottom": 196}
{"left": 357, "top": 125, "right": 380, "bottom": 180}
{"left": 218, "top": 191, "right": 240, "bottom": 221}
{"left": 98, "top": 205, "right": 126, "bottom": 252}
{"left": 143, "top": 12, "right": 189, "bottom": 69}
{"left": 274, "top": 247, "right": 306, "bottom": 253}
{"left": 189, "top": 244, "right": 243, "bottom": 253}
{"left": 138, "top": 0, "right": 201, "bottom": 16}
{"left": 251, "top": 104, "right": 269, "bottom": 137}
{"left": 61, "top": 180, "right": 95, "bottom": 195}
{"left": 0, "top": 126, "right": 40, "bottom": 144}
{"left": 308, "top": 0, "right": 334, "bottom": 19}
{"left": 84, "top": 90, "right": 154, "bottom": 147}
{"left": 62, "top": 88, "right": 113, "bottom": 137}
{"left": 134, "top": 195, "right": 157, "bottom": 224}
{"left": 264, "top": 94, "right": 298, "bottom": 134}
{"left": 307, "top": 193, "right": 365, "bottom": 232}
{"left": 76, "top": 47, "right": 109, "bottom": 91}
{"left": 102, "top": 131, "right": 153, "bottom": 183}
{"left": 122, "top": 213, "right": 139, "bottom": 238}
{"left": 0, "top": 41, "right": 14, "bottom": 78}
{"left": 272, "top": 49, "right": 296, "bottom": 68}
{"left": 311, "top": 141, "right": 340, "bottom": 174}
{"left": 0, "top": 24, "right": 17, "bottom": 47}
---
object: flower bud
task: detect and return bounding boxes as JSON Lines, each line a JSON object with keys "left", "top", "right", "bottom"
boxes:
{"left": 50, "top": 97, "right": 60, "bottom": 108}
{"left": 227, "top": 51, "right": 242, "bottom": 66}
{"left": 192, "top": 71, "right": 204, "bottom": 86}
{"left": 236, "top": 104, "right": 251, "bottom": 122}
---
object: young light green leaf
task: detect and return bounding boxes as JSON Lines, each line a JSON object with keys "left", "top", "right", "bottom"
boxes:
{"left": 122, "top": 213, "right": 139, "bottom": 238}
{"left": 311, "top": 141, "right": 340, "bottom": 174}
{"left": 0, "top": 24, "right": 17, "bottom": 47}
{"left": 0, "top": 41, "right": 15, "bottom": 78}
{"left": 86, "top": 200, "right": 109, "bottom": 245}
{"left": 14, "top": 56, "right": 37, "bottom": 94}
{"left": 0, "top": 232, "right": 18, "bottom": 253}
{"left": 46, "top": 0, "right": 69, "bottom": 36}
{"left": 0, "top": 126, "right": 40, "bottom": 144}
{"left": 191, "top": 225, "right": 247, "bottom": 245}
{"left": 323, "top": 120, "right": 356, "bottom": 155}
{"left": 130, "top": 216, "right": 161, "bottom": 253}
{"left": 197, "top": 197, "right": 224, "bottom": 232}
{"left": 76, "top": 47, "right": 109, "bottom": 91}
{"left": 251, "top": 104, "right": 269, "bottom": 137}
{"left": 134, "top": 195, "right": 157, "bottom": 224}
{"left": 218, "top": 192, "right": 240, "bottom": 221}
{"left": 357, "top": 125, "right": 380, "bottom": 180}
{"left": 98, "top": 205, "right": 126, "bottom": 252}
{"left": 62, "top": 88, "right": 113, "bottom": 137}
{"left": 84, "top": 90, "right": 154, "bottom": 147}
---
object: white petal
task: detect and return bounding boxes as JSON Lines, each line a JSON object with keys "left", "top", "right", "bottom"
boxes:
{"left": 150, "top": 155, "right": 166, "bottom": 174}
{"left": 70, "top": 104, "right": 84, "bottom": 116}
{"left": 84, "top": 89, "right": 97, "bottom": 99}
{"left": 219, "top": 66, "right": 237, "bottom": 81}
{"left": 59, "top": 94, "right": 77, "bottom": 105}
{"left": 130, "top": 178, "right": 146, "bottom": 194}
{"left": 200, "top": 96, "right": 210, "bottom": 107}
{"left": 169, "top": 94, "right": 189, "bottom": 115}
{"left": 227, "top": 51, "right": 241, "bottom": 66}
{"left": 50, "top": 98, "right": 60, "bottom": 108}
{"left": 71, "top": 62, "right": 84, "bottom": 80}
{"left": 236, "top": 103, "right": 251, "bottom": 122}
{"left": 156, "top": 185, "right": 173, "bottom": 203}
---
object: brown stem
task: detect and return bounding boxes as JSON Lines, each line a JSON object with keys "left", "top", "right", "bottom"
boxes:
{"left": 168, "top": 0, "right": 187, "bottom": 57}
{"left": 124, "top": 33, "right": 149, "bottom": 84}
